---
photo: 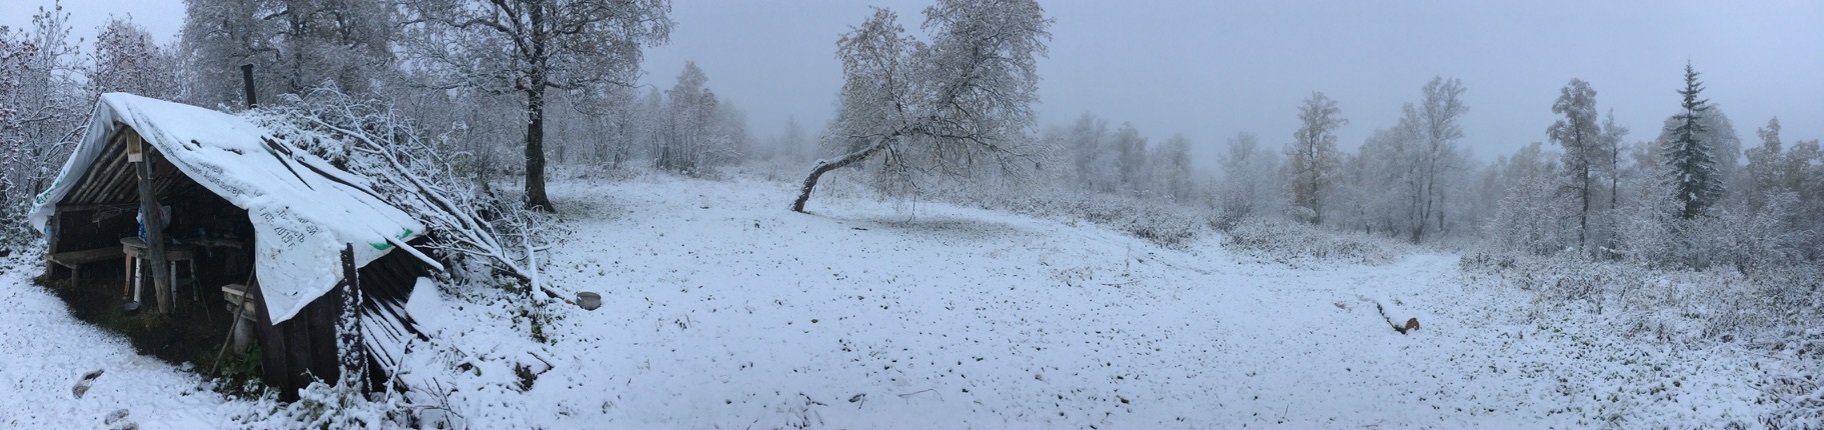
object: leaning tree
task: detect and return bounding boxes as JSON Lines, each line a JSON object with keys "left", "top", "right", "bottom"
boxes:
{"left": 790, "top": 0, "right": 1052, "bottom": 212}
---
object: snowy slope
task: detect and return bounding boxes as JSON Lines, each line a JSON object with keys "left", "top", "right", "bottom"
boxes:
{"left": 1, "top": 173, "right": 1774, "bottom": 428}
{"left": 409, "top": 174, "right": 1768, "bottom": 428}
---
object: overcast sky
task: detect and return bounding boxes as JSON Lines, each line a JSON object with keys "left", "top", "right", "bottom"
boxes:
{"left": 7, "top": 0, "right": 1821, "bottom": 168}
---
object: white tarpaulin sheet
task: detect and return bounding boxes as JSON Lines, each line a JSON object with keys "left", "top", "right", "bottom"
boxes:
{"left": 30, "top": 93, "right": 426, "bottom": 323}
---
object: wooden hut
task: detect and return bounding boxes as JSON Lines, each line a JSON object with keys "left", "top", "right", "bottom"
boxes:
{"left": 29, "top": 93, "right": 436, "bottom": 399}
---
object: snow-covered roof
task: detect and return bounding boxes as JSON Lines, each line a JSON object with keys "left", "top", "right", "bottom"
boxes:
{"left": 30, "top": 93, "right": 427, "bottom": 323}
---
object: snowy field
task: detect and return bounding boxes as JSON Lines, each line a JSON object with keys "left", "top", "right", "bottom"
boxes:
{"left": 0, "top": 173, "right": 1781, "bottom": 428}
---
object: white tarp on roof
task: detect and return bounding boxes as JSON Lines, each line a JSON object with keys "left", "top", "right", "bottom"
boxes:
{"left": 30, "top": 93, "right": 426, "bottom": 323}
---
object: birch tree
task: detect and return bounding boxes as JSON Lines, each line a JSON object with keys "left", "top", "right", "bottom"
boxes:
{"left": 1745, "top": 117, "right": 1821, "bottom": 212}
{"left": 1286, "top": 91, "right": 1346, "bottom": 224}
{"left": 1152, "top": 134, "right": 1194, "bottom": 203}
{"left": 1395, "top": 76, "right": 1468, "bottom": 243}
{"left": 791, "top": 0, "right": 1052, "bottom": 212}
{"left": 1600, "top": 109, "right": 1628, "bottom": 212}
{"left": 1066, "top": 113, "right": 1113, "bottom": 193}
{"left": 1112, "top": 122, "right": 1148, "bottom": 196}
{"left": 402, "top": 0, "right": 674, "bottom": 210}
{"left": 1352, "top": 126, "right": 1417, "bottom": 235}
{"left": 1218, "top": 131, "right": 1281, "bottom": 221}
{"left": 1548, "top": 78, "right": 1603, "bottom": 248}
{"left": 657, "top": 61, "right": 720, "bottom": 174}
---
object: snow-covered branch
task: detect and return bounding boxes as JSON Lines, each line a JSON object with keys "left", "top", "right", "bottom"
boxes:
{"left": 250, "top": 87, "right": 569, "bottom": 302}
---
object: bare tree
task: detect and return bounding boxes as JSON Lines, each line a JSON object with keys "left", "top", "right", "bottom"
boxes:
{"left": 1152, "top": 133, "right": 1194, "bottom": 203}
{"left": 1352, "top": 126, "right": 1417, "bottom": 235}
{"left": 1065, "top": 113, "right": 1112, "bottom": 193}
{"left": 791, "top": 0, "right": 1052, "bottom": 212}
{"left": 1219, "top": 131, "right": 1281, "bottom": 221}
{"left": 777, "top": 116, "right": 810, "bottom": 163}
{"left": 181, "top": 0, "right": 394, "bottom": 107}
{"left": 87, "top": 17, "right": 183, "bottom": 101}
{"left": 657, "top": 61, "right": 720, "bottom": 174}
{"left": 1600, "top": 109, "right": 1628, "bottom": 212}
{"left": 1396, "top": 76, "right": 1468, "bottom": 243}
{"left": 1, "top": 3, "right": 85, "bottom": 243}
{"left": 402, "top": 0, "right": 674, "bottom": 210}
{"left": 1286, "top": 91, "right": 1346, "bottom": 224}
{"left": 1745, "top": 117, "right": 1822, "bottom": 213}
{"left": 1112, "top": 122, "right": 1148, "bottom": 196}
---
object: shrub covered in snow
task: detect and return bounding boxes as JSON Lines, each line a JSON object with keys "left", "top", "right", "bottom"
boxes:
{"left": 1482, "top": 178, "right": 1578, "bottom": 256}
{"left": 1222, "top": 216, "right": 1409, "bottom": 266}
{"left": 1622, "top": 195, "right": 1821, "bottom": 274}
{"left": 233, "top": 377, "right": 411, "bottom": 429}
{"left": 1463, "top": 249, "right": 1824, "bottom": 426}
{"left": 934, "top": 185, "right": 1217, "bottom": 248}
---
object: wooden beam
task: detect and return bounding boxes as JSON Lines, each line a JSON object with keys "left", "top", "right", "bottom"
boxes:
{"left": 55, "top": 203, "right": 135, "bottom": 212}
{"left": 129, "top": 127, "right": 175, "bottom": 315}
{"left": 339, "top": 243, "right": 366, "bottom": 390}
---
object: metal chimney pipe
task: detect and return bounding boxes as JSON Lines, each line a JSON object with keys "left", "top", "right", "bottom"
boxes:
{"left": 240, "top": 64, "right": 257, "bottom": 109}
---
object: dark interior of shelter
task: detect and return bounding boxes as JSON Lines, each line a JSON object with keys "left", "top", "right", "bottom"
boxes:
{"left": 39, "top": 141, "right": 264, "bottom": 382}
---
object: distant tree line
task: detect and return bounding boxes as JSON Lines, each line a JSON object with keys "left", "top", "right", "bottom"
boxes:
{"left": 3, "top": 0, "right": 1818, "bottom": 277}
{"left": 1223, "top": 64, "right": 1820, "bottom": 272}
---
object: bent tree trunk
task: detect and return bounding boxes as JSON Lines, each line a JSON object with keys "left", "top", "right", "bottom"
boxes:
{"left": 791, "top": 139, "right": 888, "bottom": 212}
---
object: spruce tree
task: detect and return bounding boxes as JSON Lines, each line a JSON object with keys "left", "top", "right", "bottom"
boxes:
{"left": 1663, "top": 62, "right": 1724, "bottom": 219}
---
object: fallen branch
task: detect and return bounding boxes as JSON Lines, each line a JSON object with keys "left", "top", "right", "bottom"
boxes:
{"left": 1373, "top": 301, "right": 1421, "bottom": 335}
{"left": 897, "top": 388, "right": 937, "bottom": 399}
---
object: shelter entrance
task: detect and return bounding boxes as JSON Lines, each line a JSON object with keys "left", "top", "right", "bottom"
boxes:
{"left": 41, "top": 125, "right": 259, "bottom": 372}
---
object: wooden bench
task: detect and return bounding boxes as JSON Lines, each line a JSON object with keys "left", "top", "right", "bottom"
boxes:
{"left": 46, "top": 247, "right": 126, "bottom": 287}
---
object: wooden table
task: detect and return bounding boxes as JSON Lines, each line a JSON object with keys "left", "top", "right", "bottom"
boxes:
{"left": 120, "top": 237, "right": 199, "bottom": 304}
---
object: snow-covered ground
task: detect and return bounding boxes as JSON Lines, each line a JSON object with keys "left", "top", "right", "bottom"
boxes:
{"left": 0, "top": 257, "right": 244, "bottom": 429}
{"left": 0, "top": 173, "right": 1779, "bottom": 428}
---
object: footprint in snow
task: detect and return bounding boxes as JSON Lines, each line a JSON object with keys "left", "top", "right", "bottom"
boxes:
{"left": 71, "top": 369, "right": 104, "bottom": 399}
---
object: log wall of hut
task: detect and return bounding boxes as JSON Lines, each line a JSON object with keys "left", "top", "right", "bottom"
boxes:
{"left": 251, "top": 238, "right": 431, "bottom": 400}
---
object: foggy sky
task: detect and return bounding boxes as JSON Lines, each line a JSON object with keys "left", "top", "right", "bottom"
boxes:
{"left": 8, "top": 0, "right": 1822, "bottom": 170}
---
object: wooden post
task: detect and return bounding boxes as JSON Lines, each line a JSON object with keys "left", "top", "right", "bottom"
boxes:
{"left": 338, "top": 243, "right": 365, "bottom": 391}
{"left": 240, "top": 64, "right": 258, "bottom": 109}
{"left": 129, "top": 127, "right": 175, "bottom": 314}
{"left": 43, "top": 214, "right": 59, "bottom": 278}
